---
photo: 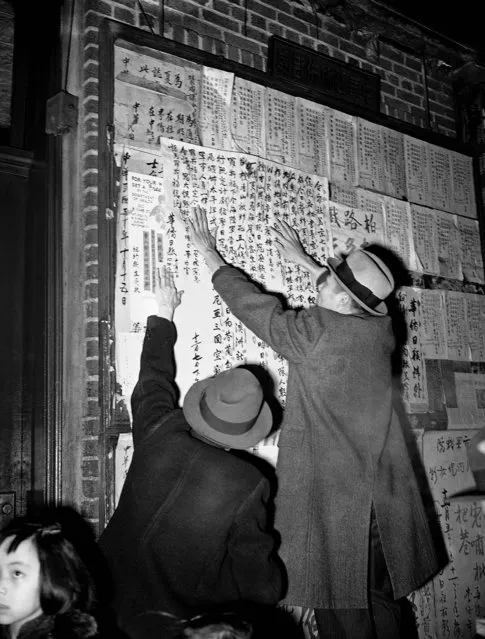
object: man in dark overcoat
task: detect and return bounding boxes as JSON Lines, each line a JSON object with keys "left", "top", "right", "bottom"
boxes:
{"left": 98, "top": 267, "right": 285, "bottom": 638}
{"left": 188, "top": 210, "right": 441, "bottom": 639}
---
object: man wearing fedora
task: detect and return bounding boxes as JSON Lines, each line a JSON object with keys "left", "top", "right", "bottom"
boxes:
{"left": 98, "top": 267, "right": 285, "bottom": 638}
{"left": 188, "top": 210, "right": 440, "bottom": 639}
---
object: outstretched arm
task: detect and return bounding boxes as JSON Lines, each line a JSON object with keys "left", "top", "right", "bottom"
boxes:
{"left": 188, "top": 208, "right": 325, "bottom": 286}
{"left": 131, "top": 267, "right": 184, "bottom": 447}
{"left": 187, "top": 207, "right": 227, "bottom": 275}
{"left": 270, "top": 219, "right": 325, "bottom": 284}
{"left": 189, "top": 209, "right": 326, "bottom": 361}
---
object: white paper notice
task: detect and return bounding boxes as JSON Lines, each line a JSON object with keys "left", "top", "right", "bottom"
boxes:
{"left": 382, "top": 126, "right": 407, "bottom": 199}
{"left": 199, "top": 66, "right": 235, "bottom": 150}
{"left": 329, "top": 183, "right": 357, "bottom": 208}
{"left": 464, "top": 294, "right": 485, "bottom": 362}
{"left": 411, "top": 205, "right": 439, "bottom": 275}
{"left": 429, "top": 143, "right": 454, "bottom": 212}
{"left": 115, "top": 433, "right": 134, "bottom": 507}
{"left": 452, "top": 151, "right": 477, "bottom": 218}
{"left": 420, "top": 289, "right": 447, "bottom": 359}
{"left": 114, "top": 44, "right": 201, "bottom": 147}
{"left": 445, "top": 291, "right": 469, "bottom": 362}
{"left": 419, "top": 429, "right": 485, "bottom": 638}
{"left": 265, "top": 88, "right": 298, "bottom": 167}
{"left": 117, "top": 141, "right": 330, "bottom": 414}
{"left": 383, "top": 197, "right": 418, "bottom": 272}
{"left": 115, "top": 332, "right": 145, "bottom": 420}
{"left": 329, "top": 109, "right": 357, "bottom": 186}
{"left": 447, "top": 375, "right": 485, "bottom": 428}
{"left": 404, "top": 136, "right": 431, "bottom": 206}
{"left": 357, "top": 118, "right": 384, "bottom": 192}
{"left": 296, "top": 97, "right": 330, "bottom": 178}
{"left": 396, "top": 286, "right": 429, "bottom": 412}
{"left": 458, "top": 217, "right": 485, "bottom": 284}
{"left": 356, "top": 188, "right": 384, "bottom": 218}
{"left": 328, "top": 201, "right": 385, "bottom": 256}
{"left": 230, "top": 77, "right": 266, "bottom": 157}
{"left": 436, "top": 210, "right": 462, "bottom": 280}
{"left": 115, "top": 145, "right": 174, "bottom": 337}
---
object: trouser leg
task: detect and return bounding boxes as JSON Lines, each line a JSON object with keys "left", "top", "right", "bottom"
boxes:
{"left": 314, "top": 508, "right": 416, "bottom": 639}
{"left": 313, "top": 607, "right": 373, "bottom": 639}
{"left": 368, "top": 510, "right": 403, "bottom": 639}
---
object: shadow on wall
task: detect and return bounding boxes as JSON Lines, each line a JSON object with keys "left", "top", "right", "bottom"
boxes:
{"left": 364, "top": 243, "right": 449, "bottom": 573}
{"left": 362, "top": 243, "right": 412, "bottom": 379}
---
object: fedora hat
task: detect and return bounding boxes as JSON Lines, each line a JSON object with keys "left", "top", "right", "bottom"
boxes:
{"left": 450, "top": 428, "right": 485, "bottom": 501}
{"left": 183, "top": 368, "right": 272, "bottom": 450}
{"left": 326, "top": 249, "right": 395, "bottom": 316}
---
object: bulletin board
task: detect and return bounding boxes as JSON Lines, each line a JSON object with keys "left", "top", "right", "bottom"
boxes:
{"left": 99, "top": 19, "right": 485, "bottom": 639}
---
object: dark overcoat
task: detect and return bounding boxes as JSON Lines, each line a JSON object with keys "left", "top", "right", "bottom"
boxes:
{"left": 0, "top": 612, "right": 98, "bottom": 639}
{"left": 98, "top": 316, "right": 284, "bottom": 634}
{"left": 213, "top": 265, "right": 440, "bottom": 609}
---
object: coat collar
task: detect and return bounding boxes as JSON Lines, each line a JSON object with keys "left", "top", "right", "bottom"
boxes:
{"left": 1, "top": 611, "right": 98, "bottom": 639}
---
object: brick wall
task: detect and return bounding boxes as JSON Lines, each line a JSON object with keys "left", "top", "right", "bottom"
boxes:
{"left": 77, "top": 0, "right": 475, "bottom": 531}
{"left": 0, "top": 0, "right": 14, "bottom": 128}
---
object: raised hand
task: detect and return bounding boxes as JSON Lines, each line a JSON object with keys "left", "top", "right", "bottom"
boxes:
{"left": 187, "top": 206, "right": 217, "bottom": 252}
{"left": 155, "top": 265, "right": 183, "bottom": 320}
{"left": 270, "top": 219, "right": 308, "bottom": 264}
{"left": 187, "top": 206, "right": 226, "bottom": 274}
{"left": 270, "top": 218, "right": 324, "bottom": 282}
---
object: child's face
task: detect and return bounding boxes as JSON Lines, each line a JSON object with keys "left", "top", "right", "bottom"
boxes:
{"left": 0, "top": 536, "right": 42, "bottom": 635}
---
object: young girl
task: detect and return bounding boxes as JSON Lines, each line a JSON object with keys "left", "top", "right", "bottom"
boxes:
{"left": 0, "top": 518, "right": 99, "bottom": 639}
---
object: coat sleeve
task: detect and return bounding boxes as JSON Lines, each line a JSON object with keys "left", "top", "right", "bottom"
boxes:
{"left": 228, "top": 477, "right": 286, "bottom": 605}
{"left": 212, "top": 265, "right": 324, "bottom": 363}
{"left": 131, "top": 316, "right": 179, "bottom": 448}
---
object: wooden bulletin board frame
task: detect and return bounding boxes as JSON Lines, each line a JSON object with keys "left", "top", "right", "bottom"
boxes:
{"left": 97, "top": 18, "right": 483, "bottom": 527}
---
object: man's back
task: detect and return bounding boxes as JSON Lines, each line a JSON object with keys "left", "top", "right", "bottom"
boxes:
{"left": 212, "top": 265, "right": 438, "bottom": 609}
{"left": 100, "top": 416, "right": 280, "bottom": 624}
{"left": 99, "top": 313, "right": 284, "bottom": 635}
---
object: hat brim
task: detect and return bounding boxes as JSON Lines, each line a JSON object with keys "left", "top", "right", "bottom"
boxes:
{"left": 183, "top": 377, "right": 273, "bottom": 450}
{"left": 449, "top": 488, "right": 485, "bottom": 501}
{"left": 327, "top": 257, "right": 388, "bottom": 316}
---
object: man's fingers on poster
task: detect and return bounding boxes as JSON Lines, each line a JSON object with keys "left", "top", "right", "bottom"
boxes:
{"left": 272, "top": 219, "right": 299, "bottom": 246}
{"left": 270, "top": 224, "right": 297, "bottom": 249}
{"left": 281, "top": 220, "right": 300, "bottom": 242}
{"left": 158, "top": 265, "right": 175, "bottom": 289}
{"left": 191, "top": 206, "right": 207, "bottom": 231}
{"left": 188, "top": 206, "right": 217, "bottom": 250}
{"left": 187, "top": 207, "right": 203, "bottom": 235}
{"left": 156, "top": 266, "right": 163, "bottom": 288}
{"left": 164, "top": 267, "right": 174, "bottom": 287}
{"left": 269, "top": 227, "right": 284, "bottom": 247}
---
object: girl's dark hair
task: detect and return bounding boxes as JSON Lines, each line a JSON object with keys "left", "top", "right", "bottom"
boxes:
{"left": 0, "top": 518, "right": 96, "bottom": 616}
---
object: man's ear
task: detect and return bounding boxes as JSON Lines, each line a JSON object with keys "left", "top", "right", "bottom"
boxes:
{"left": 337, "top": 291, "right": 353, "bottom": 313}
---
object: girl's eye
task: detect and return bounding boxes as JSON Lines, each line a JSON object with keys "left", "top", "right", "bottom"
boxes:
{"left": 12, "top": 570, "right": 24, "bottom": 578}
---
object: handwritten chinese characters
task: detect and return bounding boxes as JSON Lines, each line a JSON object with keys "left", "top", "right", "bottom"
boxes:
{"left": 114, "top": 44, "right": 201, "bottom": 147}
{"left": 329, "top": 200, "right": 384, "bottom": 256}
{"left": 418, "top": 429, "right": 485, "bottom": 639}
{"left": 199, "top": 67, "right": 234, "bottom": 151}
{"left": 114, "top": 140, "right": 330, "bottom": 412}
{"left": 397, "top": 287, "right": 429, "bottom": 412}
{"left": 231, "top": 77, "right": 266, "bottom": 156}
